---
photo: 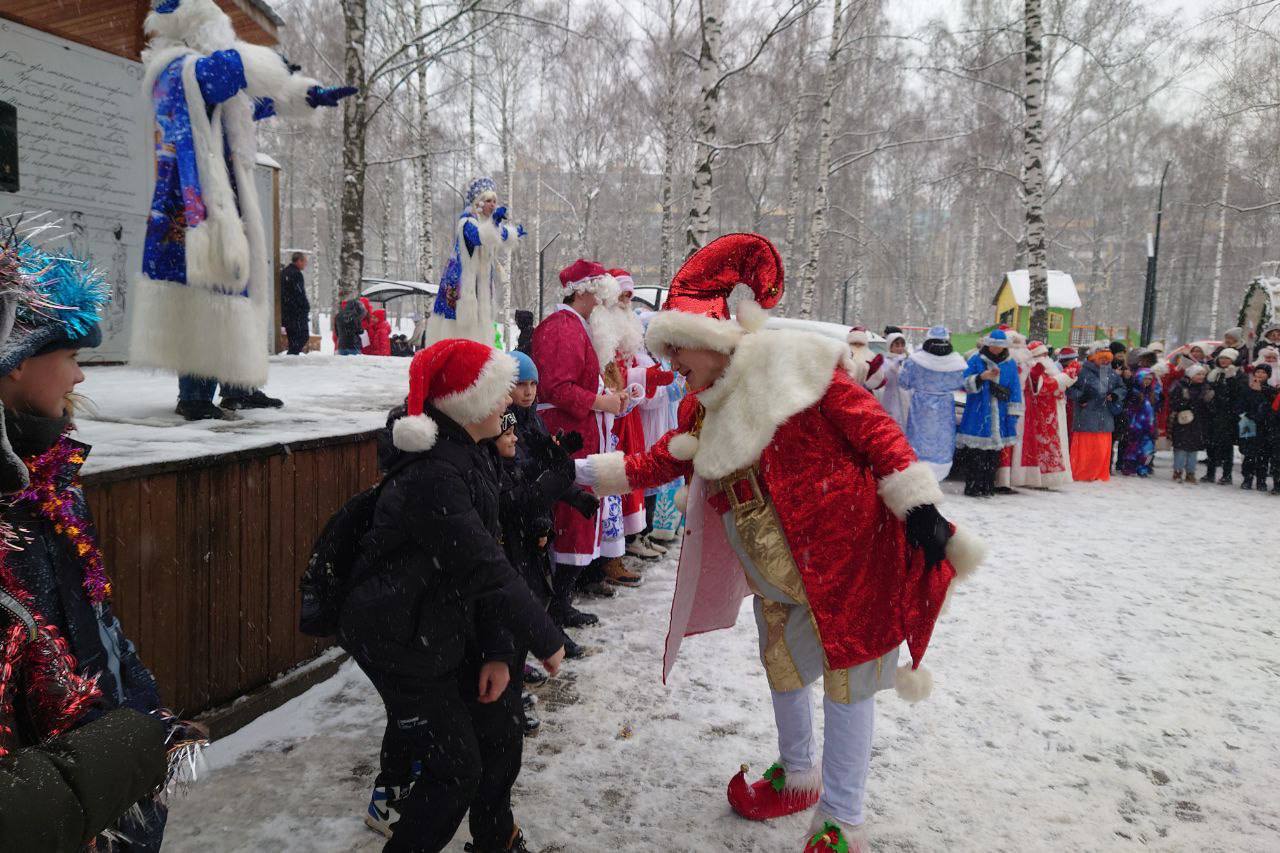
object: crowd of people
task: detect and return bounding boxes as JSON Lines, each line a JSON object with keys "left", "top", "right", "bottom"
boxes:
{"left": 853, "top": 321, "right": 1280, "bottom": 498}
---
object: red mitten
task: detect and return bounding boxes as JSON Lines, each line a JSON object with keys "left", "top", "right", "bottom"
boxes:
{"left": 646, "top": 364, "right": 675, "bottom": 396}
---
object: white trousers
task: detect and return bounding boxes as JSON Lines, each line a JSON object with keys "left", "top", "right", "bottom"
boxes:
{"left": 771, "top": 686, "right": 875, "bottom": 826}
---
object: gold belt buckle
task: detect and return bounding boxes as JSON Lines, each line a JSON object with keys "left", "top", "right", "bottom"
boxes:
{"left": 722, "top": 467, "right": 765, "bottom": 513}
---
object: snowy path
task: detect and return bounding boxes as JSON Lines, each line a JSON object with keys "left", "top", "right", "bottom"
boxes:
{"left": 163, "top": 465, "right": 1280, "bottom": 852}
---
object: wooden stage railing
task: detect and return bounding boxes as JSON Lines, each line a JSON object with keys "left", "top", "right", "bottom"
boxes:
{"left": 82, "top": 430, "right": 380, "bottom": 718}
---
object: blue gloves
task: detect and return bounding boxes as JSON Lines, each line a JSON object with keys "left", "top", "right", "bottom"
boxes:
{"left": 307, "top": 85, "right": 358, "bottom": 108}
{"left": 462, "top": 221, "right": 481, "bottom": 256}
{"left": 516, "top": 224, "right": 527, "bottom": 238}
{"left": 491, "top": 206, "right": 507, "bottom": 225}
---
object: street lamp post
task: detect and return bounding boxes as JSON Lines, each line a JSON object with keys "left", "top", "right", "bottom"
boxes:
{"left": 1140, "top": 160, "right": 1171, "bottom": 345}
{"left": 537, "top": 232, "right": 561, "bottom": 321}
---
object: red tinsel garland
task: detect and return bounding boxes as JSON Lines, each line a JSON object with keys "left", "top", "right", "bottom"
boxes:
{"left": 0, "top": 549, "right": 101, "bottom": 758}
{"left": 12, "top": 434, "right": 111, "bottom": 604}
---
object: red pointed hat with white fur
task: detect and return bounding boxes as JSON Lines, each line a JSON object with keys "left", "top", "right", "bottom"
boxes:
{"left": 645, "top": 233, "right": 783, "bottom": 358}
{"left": 393, "top": 339, "right": 517, "bottom": 452}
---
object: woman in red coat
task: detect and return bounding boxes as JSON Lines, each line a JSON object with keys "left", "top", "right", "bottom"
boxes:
{"left": 364, "top": 308, "right": 392, "bottom": 356}
{"left": 575, "top": 235, "right": 984, "bottom": 853}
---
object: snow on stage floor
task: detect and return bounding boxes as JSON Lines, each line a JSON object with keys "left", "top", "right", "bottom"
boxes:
{"left": 162, "top": 463, "right": 1279, "bottom": 852}
{"left": 74, "top": 354, "right": 411, "bottom": 474}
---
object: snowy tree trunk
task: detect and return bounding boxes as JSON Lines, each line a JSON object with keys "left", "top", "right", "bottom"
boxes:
{"left": 965, "top": 195, "right": 981, "bottom": 329}
{"left": 783, "top": 102, "right": 804, "bottom": 281}
{"left": 415, "top": 0, "right": 434, "bottom": 292}
{"left": 1209, "top": 159, "right": 1230, "bottom": 334}
{"left": 658, "top": 0, "right": 680, "bottom": 287}
{"left": 468, "top": 6, "right": 478, "bottom": 177}
{"left": 798, "top": 0, "right": 843, "bottom": 320}
{"left": 1023, "top": 0, "right": 1049, "bottom": 343}
{"left": 686, "top": 0, "right": 723, "bottom": 256}
{"left": 851, "top": 169, "right": 867, "bottom": 322}
{"left": 338, "top": 0, "right": 368, "bottom": 303}
{"left": 380, "top": 166, "right": 392, "bottom": 276}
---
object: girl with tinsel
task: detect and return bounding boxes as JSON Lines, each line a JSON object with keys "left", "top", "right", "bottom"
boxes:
{"left": 0, "top": 224, "right": 204, "bottom": 851}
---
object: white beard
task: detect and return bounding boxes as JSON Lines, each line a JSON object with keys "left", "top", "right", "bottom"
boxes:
{"left": 588, "top": 305, "right": 625, "bottom": 368}
{"left": 616, "top": 307, "right": 645, "bottom": 361}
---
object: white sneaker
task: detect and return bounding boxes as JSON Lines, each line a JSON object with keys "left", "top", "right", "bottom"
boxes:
{"left": 365, "top": 784, "right": 410, "bottom": 839}
{"left": 625, "top": 538, "right": 662, "bottom": 560}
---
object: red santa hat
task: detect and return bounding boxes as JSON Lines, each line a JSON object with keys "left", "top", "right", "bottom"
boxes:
{"left": 644, "top": 233, "right": 783, "bottom": 359}
{"left": 847, "top": 325, "right": 871, "bottom": 346}
{"left": 1028, "top": 340, "right": 1049, "bottom": 358}
{"left": 608, "top": 268, "right": 635, "bottom": 295}
{"left": 559, "top": 259, "right": 611, "bottom": 297}
{"left": 392, "top": 339, "right": 517, "bottom": 452}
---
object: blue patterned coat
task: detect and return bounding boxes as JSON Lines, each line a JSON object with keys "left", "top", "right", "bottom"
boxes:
{"left": 898, "top": 350, "right": 968, "bottom": 465}
{"left": 956, "top": 352, "right": 1023, "bottom": 450}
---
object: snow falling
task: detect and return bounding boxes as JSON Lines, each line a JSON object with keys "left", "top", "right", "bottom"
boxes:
{"left": 163, "top": 471, "right": 1278, "bottom": 852}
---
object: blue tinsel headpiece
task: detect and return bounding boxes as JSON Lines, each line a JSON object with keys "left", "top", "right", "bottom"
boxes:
{"left": 153, "top": 0, "right": 183, "bottom": 13}
{"left": 465, "top": 177, "right": 497, "bottom": 208}
{"left": 0, "top": 217, "right": 109, "bottom": 375}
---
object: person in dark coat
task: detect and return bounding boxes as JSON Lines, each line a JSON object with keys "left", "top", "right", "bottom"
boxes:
{"left": 1237, "top": 364, "right": 1275, "bottom": 491}
{"left": 1066, "top": 346, "right": 1126, "bottom": 481}
{"left": 1168, "top": 365, "right": 1213, "bottom": 483}
{"left": 514, "top": 310, "right": 535, "bottom": 355}
{"left": 339, "top": 339, "right": 564, "bottom": 853}
{"left": 0, "top": 238, "right": 170, "bottom": 851}
{"left": 1205, "top": 349, "right": 1243, "bottom": 484}
{"left": 280, "top": 252, "right": 311, "bottom": 355}
{"left": 334, "top": 297, "right": 368, "bottom": 356}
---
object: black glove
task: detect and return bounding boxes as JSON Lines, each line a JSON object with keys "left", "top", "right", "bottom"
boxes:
{"left": 904, "top": 504, "right": 951, "bottom": 571}
{"left": 564, "top": 487, "right": 600, "bottom": 519}
{"left": 988, "top": 381, "right": 1011, "bottom": 402}
{"left": 556, "top": 430, "right": 585, "bottom": 456}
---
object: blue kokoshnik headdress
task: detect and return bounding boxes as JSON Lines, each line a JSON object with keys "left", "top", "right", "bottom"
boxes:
{"left": 465, "top": 177, "right": 497, "bottom": 209}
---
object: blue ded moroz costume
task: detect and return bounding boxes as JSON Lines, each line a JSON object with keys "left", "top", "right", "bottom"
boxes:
{"left": 131, "top": 0, "right": 353, "bottom": 389}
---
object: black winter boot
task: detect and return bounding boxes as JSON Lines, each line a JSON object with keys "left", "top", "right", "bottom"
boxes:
{"left": 1241, "top": 477, "right": 1253, "bottom": 490}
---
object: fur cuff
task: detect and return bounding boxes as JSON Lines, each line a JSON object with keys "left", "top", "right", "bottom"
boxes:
{"left": 591, "top": 451, "right": 630, "bottom": 496}
{"left": 392, "top": 414, "right": 438, "bottom": 452}
{"left": 946, "top": 525, "right": 985, "bottom": 582}
{"left": 895, "top": 664, "right": 933, "bottom": 703}
{"left": 877, "top": 462, "right": 944, "bottom": 520}
{"left": 238, "top": 42, "right": 320, "bottom": 118}
{"left": 782, "top": 763, "right": 822, "bottom": 797}
{"left": 668, "top": 432, "right": 699, "bottom": 461}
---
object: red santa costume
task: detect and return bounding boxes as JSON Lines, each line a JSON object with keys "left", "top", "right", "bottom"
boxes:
{"left": 1011, "top": 340, "right": 1073, "bottom": 488}
{"left": 530, "top": 260, "right": 619, "bottom": 569}
{"left": 996, "top": 330, "right": 1033, "bottom": 488}
{"left": 575, "top": 234, "right": 984, "bottom": 852}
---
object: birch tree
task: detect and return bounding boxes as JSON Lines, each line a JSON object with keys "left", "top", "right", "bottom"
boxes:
{"left": 1022, "top": 0, "right": 1049, "bottom": 343}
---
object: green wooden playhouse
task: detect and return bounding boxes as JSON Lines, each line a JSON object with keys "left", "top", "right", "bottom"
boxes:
{"left": 992, "top": 270, "right": 1081, "bottom": 349}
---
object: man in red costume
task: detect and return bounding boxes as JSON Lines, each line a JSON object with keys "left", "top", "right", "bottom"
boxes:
{"left": 531, "top": 260, "right": 628, "bottom": 628}
{"left": 575, "top": 234, "right": 984, "bottom": 853}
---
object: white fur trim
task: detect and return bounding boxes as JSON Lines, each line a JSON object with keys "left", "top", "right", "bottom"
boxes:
{"left": 392, "top": 414, "right": 439, "bottom": 452}
{"left": 645, "top": 311, "right": 744, "bottom": 358}
{"left": 736, "top": 300, "right": 769, "bottom": 333}
{"left": 781, "top": 763, "right": 822, "bottom": 796}
{"left": 908, "top": 349, "right": 967, "bottom": 372}
{"left": 691, "top": 330, "right": 847, "bottom": 480}
{"left": 945, "top": 525, "right": 984, "bottom": 582}
{"left": 673, "top": 485, "right": 689, "bottom": 512}
{"left": 144, "top": 0, "right": 236, "bottom": 56}
{"left": 847, "top": 329, "right": 870, "bottom": 345}
{"left": 895, "top": 665, "right": 933, "bottom": 703}
{"left": 238, "top": 42, "right": 320, "bottom": 119}
{"left": 877, "top": 462, "right": 944, "bottom": 520}
{"left": 425, "top": 216, "right": 504, "bottom": 346}
{"left": 668, "top": 432, "right": 699, "bottom": 461}
{"left": 128, "top": 275, "right": 269, "bottom": 387}
{"left": 591, "top": 451, "right": 630, "bottom": 497}
{"left": 433, "top": 350, "right": 517, "bottom": 426}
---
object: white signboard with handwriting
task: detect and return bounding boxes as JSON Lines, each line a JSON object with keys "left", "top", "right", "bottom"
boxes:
{"left": 0, "top": 18, "right": 149, "bottom": 362}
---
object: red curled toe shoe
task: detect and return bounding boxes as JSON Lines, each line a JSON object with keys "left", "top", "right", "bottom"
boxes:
{"left": 727, "top": 762, "right": 821, "bottom": 821}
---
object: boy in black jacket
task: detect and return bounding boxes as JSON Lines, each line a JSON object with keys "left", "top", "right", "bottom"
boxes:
{"left": 1238, "top": 365, "right": 1275, "bottom": 491}
{"left": 340, "top": 340, "right": 564, "bottom": 853}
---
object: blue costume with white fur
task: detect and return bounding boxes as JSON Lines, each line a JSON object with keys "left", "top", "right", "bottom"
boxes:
{"left": 424, "top": 177, "right": 524, "bottom": 346}
{"left": 131, "top": 0, "right": 351, "bottom": 389}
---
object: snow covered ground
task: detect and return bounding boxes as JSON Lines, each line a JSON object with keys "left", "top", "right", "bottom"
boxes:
{"left": 74, "top": 355, "right": 411, "bottom": 474}
{"left": 162, "top": 463, "right": 1279, "bottom": 852}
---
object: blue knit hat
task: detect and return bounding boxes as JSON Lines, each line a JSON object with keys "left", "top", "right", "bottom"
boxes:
{"left": 510, "top": 349, "right": 538, "bottom": 383}
{"left": 926, "top": 325, "right": 950, "bottom": 341}
{"left": 979, "top": 328, "right": 1009, "bottom": 347}
{"left": 0, "top": 223, "right": 108, "bottom": 377}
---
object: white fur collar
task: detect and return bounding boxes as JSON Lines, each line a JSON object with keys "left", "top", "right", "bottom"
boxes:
{"left": 692, "top": 330, "right": 848, "bottom": 480}
{"left": 908, "top": 349, "right": 966, "bottom": 372}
